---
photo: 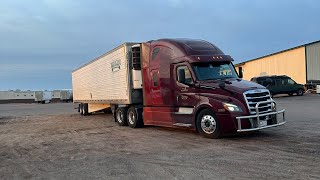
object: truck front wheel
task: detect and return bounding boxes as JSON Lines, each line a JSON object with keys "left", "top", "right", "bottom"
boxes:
{"left": 116, "top": 107, "right": 128, "bottom": 126}
{"left": 196, "top": 109, "right": 221, "bottom": 139}
{"left": 127, "top": 107, "right": 143, "bottom": 128}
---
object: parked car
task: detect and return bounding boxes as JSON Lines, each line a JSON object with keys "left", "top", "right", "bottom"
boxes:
{"left": 251, "top": 75, "right": 304, "bottom": 97}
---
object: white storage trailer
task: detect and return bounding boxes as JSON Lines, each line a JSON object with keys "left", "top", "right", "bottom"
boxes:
{"left": 52, "top": 90, "right": 73, "bottom": 102}
{"left": 72, "top": 43, "right": 143, "bottom": 114}
{"left": 0, "top": 90, "right": 35, "bottom": 103}
{"left": 34, "top": 91, "right": 52, "bottom": 104}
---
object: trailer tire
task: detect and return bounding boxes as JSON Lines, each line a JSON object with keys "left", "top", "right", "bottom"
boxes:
{"left": 127, "top": 107, "right": 143, "bottom": 128}
{"left": 78, "top": 104, "right": 81, "bottom": 112}
{"left": 116, "top": 107, "right": 128, "bottom": 126}
{"left": 196, "top": 109, "right": 222, "bottom": 139}
{"left": 83, "top": 103, "right": 89, "bottom": 116}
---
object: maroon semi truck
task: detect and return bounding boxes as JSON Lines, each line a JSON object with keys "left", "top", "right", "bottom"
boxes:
{"left": 72, "top": 39, "right": 285, "bottom": 138}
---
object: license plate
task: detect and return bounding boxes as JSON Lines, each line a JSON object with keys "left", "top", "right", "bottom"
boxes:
{"left": 259, "top": 120, "right": 267, "bottom": 127}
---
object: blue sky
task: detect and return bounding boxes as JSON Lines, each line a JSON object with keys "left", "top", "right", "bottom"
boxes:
{"left": 0, "top": 0, "right": 319, "bottom": 90}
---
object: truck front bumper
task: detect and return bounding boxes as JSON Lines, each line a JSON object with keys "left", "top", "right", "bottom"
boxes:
{"left": 235, "top": 109, "right": 285, "bottom": 132}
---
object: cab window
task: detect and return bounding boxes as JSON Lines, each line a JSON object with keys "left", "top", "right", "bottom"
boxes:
{"left": 177, "top": 66, "right": 192, "bottom": 84}
{"left": 152, "top": 72, "right": 159, "bottom": 87}
{"left": 275, "top": 79, "right": 282, "bottom": 86}
{"left": 152, "top": 48, "right": 160, "bottom": 60}
{"left": 288, "top": 78, "right": 295, "bottom": 85}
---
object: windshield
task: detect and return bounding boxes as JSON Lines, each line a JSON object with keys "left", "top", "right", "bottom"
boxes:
{"left": 192, "top": 61, "right": 238, "bottom": 81}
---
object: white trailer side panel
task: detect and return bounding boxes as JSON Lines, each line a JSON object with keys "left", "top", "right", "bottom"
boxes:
{"left": 72, "top": 44, "right": 131, "bottom": 104}
{"left": 43, "top": 91, "right": 52, "bottom": 101}
{"left": 34, "top": 91, "right": 52, "bottom": 102}
{"left": 0, "top": 91, "right": 34, "bottom": 100}
{"left": 52, "top": 90, "right": 61, "bottom": 99}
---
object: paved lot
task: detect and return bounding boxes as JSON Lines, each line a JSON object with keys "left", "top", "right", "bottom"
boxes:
{"left": 0, "top": 94, "right": 319, "bottom": 179}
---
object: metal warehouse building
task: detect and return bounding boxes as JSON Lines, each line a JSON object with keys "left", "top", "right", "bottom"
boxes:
{"left": 235, "top": 40, "right": 320, "bottom": 84}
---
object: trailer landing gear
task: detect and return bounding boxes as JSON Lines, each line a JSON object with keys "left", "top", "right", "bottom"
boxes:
{"left": 79, "top": 103, "right": 89, "bottom": 116}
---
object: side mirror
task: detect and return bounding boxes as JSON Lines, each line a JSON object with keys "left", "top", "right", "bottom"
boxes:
{"left": 266, "top": 78, "right": 273, "bottom": 85}
{"left": 178, "top": 69, "right": 186, "bottom": 84}
{"left": 238, "top": 67, "right": 243, "bottom": 78}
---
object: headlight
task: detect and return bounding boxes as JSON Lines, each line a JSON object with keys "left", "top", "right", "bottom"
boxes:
{"left": 223, "top": 103, "right": 243, "bottom": 112}
{"left": 271, "top": 102, "right": 276, "bottom": 111}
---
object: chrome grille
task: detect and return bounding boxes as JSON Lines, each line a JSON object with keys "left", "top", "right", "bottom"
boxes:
{"left": 243, "top": 89, "right": 272, "bottom": 115}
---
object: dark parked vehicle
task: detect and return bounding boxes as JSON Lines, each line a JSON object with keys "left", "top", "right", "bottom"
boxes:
{"left": 305, "top": 80, "right": 320, "bottom": 90}
{"left": 251, "top": 75, "right": 304, "bottom": 97}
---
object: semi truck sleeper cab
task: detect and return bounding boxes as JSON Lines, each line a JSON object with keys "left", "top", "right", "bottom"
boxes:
{"left": 72, "top": 38, "right": 286, "bottom": 138}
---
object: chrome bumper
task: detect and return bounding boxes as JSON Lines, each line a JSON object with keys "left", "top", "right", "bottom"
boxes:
{"left": 236, "top": 100, "right": 286, "bottom": 132}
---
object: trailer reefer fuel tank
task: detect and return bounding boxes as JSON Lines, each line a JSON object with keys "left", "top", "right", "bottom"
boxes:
{"left": 72, "top": 39, "right": 285, "bottom": 138}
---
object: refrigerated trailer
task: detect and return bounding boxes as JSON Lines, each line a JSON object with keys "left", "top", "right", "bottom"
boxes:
{"left": 72, "top": 39, "right": 286, "bottom": 138}
{"left": 34, "top": 91, "right": 52, "bottom": 104}
{"left": 51, "top": 90, "right": 73, "bottom": 102}
{"left": 72, "top": 43, "right": 142, "bottom": 114}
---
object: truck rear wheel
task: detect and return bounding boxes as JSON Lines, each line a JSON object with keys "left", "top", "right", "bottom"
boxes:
{"left": 127, "top": 107, "right": 143, "bottom": 128}
{"left": 196, "top": 109, "right": 221, "bottom": 139}
{"left": 116, "top": 107, "right": 128, "bottom": 126}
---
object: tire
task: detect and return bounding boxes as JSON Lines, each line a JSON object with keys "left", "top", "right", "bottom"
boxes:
{"left": 80, "top": 103, "right": 84, "bottom": 115}
{"left": 127, "top": 107, "right": 143, "bottom": 128}
{"left": 83, "top": 103, "right": 89, "bottom": 116}
{"left": 297, "top": 89, "right": 304, "bottom": 96}
{"left": 78, "top": 104, "right": 81, "bottom": 112}
{"left": 115, "top": 107, "right": 128, "bottom": 126}
{"left": 196, "top": 109, "right": 221, "bottom": 139}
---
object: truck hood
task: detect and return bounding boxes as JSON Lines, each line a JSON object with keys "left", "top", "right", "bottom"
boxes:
{"left": 198, "top": 79, "right": 266, "bottom": 94}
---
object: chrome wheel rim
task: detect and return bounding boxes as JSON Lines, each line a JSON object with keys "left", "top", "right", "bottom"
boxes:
{"left": 201, "top": 115, "right": 216, "bottom": 134}
{"left": 128, "top": 111, "right": 135, "bottom": 125}
{"left": 117, "top": 111, "right": 123, "bottom": 123}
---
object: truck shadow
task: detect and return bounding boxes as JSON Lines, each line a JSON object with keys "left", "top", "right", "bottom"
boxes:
{"left": 223, "top": 130, "right": 283, "bottom": 140}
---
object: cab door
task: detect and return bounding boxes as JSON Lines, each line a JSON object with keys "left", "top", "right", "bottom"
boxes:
{"left": 150, "top": 69, "right": 162, "bottom": 105}
{"left": 172, "top": 63, "right": 198, "bottom": 127}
